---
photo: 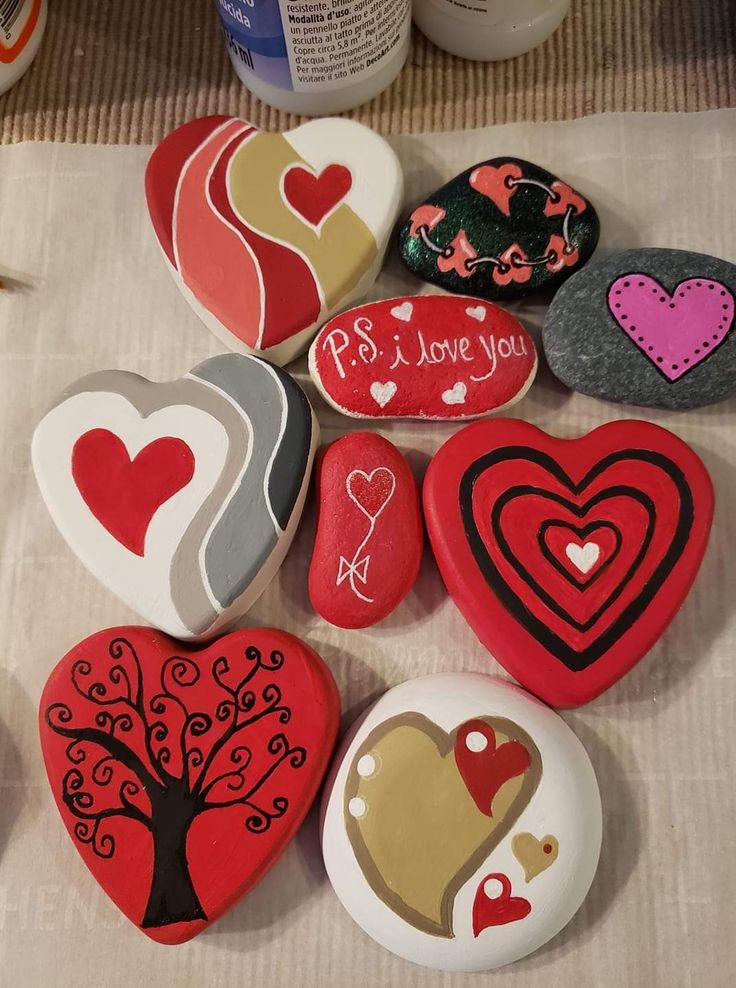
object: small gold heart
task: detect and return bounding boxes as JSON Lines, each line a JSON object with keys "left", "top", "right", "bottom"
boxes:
{"left": 512, "top": 832, "right": 559, "bottom": 882}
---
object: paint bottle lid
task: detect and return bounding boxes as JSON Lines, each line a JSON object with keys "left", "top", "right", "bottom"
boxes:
{"left": 413, "top": 0, "right": 570, "bottom": 62}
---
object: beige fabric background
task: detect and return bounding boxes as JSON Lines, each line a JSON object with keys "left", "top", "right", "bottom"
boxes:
{"left": 0, "top": 0, "right": 734, "bottom": 143}
{"left": 0, "top": 111, "right": 735, "bottom": 986}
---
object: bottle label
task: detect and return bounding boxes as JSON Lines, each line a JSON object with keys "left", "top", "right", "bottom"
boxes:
{"left": 0, "top": 0, "right": 41, "bottom": 63}
{"left": 217, "top": 0, "right": 410, "bottom": 93}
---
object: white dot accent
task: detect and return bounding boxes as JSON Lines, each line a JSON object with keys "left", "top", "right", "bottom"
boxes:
{"left": 348, "top": 797, "right": 367, "bottom": 819}
{"left": 357, "top": 754, "right": 376, "bottom": 778}
{"left": 466, "top": 730, "right": 488, "bottom": 752}
{"left": 484, "top": 877, "right": 504, "bottom": 899}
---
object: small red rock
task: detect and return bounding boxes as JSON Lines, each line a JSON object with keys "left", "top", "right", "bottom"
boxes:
{"left": 308, "top": 295, "right": 537, "bottom": 420}
{"left": 309, "top": 433, "right": 423, "bottom": 628}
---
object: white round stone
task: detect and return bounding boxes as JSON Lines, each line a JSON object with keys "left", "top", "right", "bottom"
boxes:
{"left": 321, "top": 673, "right": 602, "bottom": 973}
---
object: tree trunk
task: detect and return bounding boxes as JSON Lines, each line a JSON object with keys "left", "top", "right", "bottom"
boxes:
{"left": 140, "top": 792, "right": 206, "bottom": 929}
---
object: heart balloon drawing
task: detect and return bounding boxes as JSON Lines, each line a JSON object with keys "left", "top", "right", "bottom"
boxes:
{"left": 347, "top": 467, "right": 397, "bottom": 522}
{"left": 32, "top": 354, "right": 318, "bottom": 641}
{"left": 343, "top": 713, "right": 541, "bottom": 937}
{"left": 39, "top": 627, "right": 340, "bottom": 943}
{"left": 309, "top": 433, "right": 423, "bottom": 630}
{"left": 608, "top": 274, "right": 735, "bottom": 381}
{"left": 424, "top": 419, "right": 714, "bottom": 706}
{"left": 146, "top": 115, "right": 403, "bottom": 366}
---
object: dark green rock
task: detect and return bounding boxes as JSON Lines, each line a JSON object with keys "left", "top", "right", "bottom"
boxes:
{"left": 398, "top": 157, "right": 600, "bottom": 301}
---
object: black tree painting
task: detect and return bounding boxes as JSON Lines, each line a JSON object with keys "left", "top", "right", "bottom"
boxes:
{"left": 44, "top": 636, "right": 307, "bottom": 929}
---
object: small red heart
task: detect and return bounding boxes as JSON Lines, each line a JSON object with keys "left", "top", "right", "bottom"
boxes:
{"left": 543, "top": 180, "right": 588, "bottom": 218}
{"left": 283, "top": 163, "right": 353, "bottom": 227}
{"left": 473, "top": 873, "right": 531, "bottom": 935}
{"left": 470, "top": 163, "right": 523, "bottom": 216}
{"left": 454, "top": 719, "right": 532, "bottom": 816}
{"left": 346, "top": 467, "right": 396, "bottom": 521}
{"left": 71, "top": 429, "right": 195, "bottom": 556}
{"left": 437, "top": 229, "right": 477, "bottom": 278}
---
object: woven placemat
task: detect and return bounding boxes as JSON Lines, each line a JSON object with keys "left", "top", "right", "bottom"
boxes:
{"left": 1, "top": 0, "right": 734, "bottom": 144}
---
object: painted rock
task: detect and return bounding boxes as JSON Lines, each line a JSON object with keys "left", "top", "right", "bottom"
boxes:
{"left": 423, "top": 419, "right": 714, "bottom": 707}
{"left": 31, "top": 354, "right": 317, "bottom": 641}
{"left": 398, "top": 158, "right": 599, "bottom": 301}
{"left": 321, "top": 673, "right": 601, "bottom": 971}
{"left": 309, "top": 433, "right": 423, "bottom": 628}
{"left": 309, "top": 295, "right": 537, "bottom": 420}
{"left": 146, "top": 115, "right": 403, "bottom": 366}
{"left": 543, "top": 248, "right": 736, "bottom": 409}
{"left": 39, "top": 626, "right": 340, "bottom": 944}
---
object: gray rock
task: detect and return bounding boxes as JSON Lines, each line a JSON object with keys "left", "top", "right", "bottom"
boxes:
{"left": 542, "top": 248, "right": 736, "bottom": 409}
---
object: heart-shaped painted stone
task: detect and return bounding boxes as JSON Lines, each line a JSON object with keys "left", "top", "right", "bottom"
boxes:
{"left": 423, "top": 419, "right": 714, "bottom": 707}
{"left": 146, "top": 116, "right": 403, "bottom": 366}
{"left": 321, "top": 674, "right": 602, "bottom": 971}
{"left": 543, "top": 248, "right": 736, "bottom": 410}
{"left": 309, "top": 295, "right": 537, "bottom": 420}
{"left": 512, "top": 833, "right": 559, "bottom": 882}
{"left": 398, "top": 158, "right": 599, "bottom": 301}
{"left": 39, "top": 626, "right": 340, "bottom": 943}
{"left": 32, "top": 355, "right": 318, "bottom": 641}
{"left": 608, "top": 274, "right": 735, "bottom": 381}
{"left": 310, "top": 433, "right": 423, "bottom": 629}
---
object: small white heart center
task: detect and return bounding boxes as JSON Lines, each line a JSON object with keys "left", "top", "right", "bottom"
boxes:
{"left": 391, "top": 302, "right": 414, "bottom": 322}
{"left": 466, "top": 305, "right": 487, "bottom": 322}
{"left": 565, "top": 541, "right": 600, "bottom": 574}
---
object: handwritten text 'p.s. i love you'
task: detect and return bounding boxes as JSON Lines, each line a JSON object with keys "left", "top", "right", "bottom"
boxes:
{"left": 321, "top": 317, "right": 530, "bottom": 383}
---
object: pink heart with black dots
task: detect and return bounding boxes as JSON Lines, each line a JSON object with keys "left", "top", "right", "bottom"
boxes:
{"left": 608, "top": 274, "right": 735, "bottom": 381}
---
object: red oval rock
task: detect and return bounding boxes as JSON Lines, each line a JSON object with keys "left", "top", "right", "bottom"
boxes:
{"left": 309, "top": 433, "right": 423, "bottom": 628}
{"left": 308, "top": 295, "right": 538, "bottom": 420}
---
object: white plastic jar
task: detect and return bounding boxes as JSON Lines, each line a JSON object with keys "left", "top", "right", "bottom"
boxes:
{"left": 413, "top": 0, "right": 571, "bottom": 62}
{"left": 0, "top": 0, "right": 47, "bottom": 96}
{"left": 215, "top": 0, "right": 411, "bottom": 116}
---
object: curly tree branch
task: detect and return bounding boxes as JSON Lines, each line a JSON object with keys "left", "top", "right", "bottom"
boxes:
{"left": 191, "top": 647, "right": 291, "bottom": 797}
{"left": 62, "top": 768, "right": 152, "bottom": 858}
{"left": 199, "top": 732, "right": 306, "bottom": 816}
{"left": 46, "top": 703, "right": 164, "bottom": 797}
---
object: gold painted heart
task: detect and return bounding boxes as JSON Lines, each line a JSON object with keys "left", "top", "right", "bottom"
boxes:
{"left": 344, "top": 714, "right": 542, "bottom": 937}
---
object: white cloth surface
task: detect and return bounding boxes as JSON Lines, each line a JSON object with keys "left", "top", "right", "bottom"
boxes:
{"left": 0, "top": 110, "right": 734, "bottom": 987}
